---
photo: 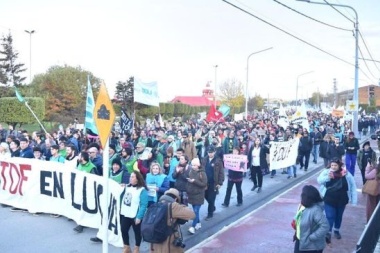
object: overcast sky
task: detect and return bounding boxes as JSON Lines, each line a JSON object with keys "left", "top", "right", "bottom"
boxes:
{"left": 1, "top": 0, "right": 379, "bottom": 102}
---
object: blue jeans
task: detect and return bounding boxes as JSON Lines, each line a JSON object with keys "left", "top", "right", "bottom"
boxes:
{"left": 287, "top": 165, "right": 297, "bottom": 177}
{"left": 324, "top": 203, "right": 346, "bottom": 232}
{"left": 191, "top": 205, "right": 201, "bottom": 227}
{"left": 312, "top": 144, "right": 320, "bottom": 162}
{"left": 345, "top": 153, "right": 357, "bottom": 176}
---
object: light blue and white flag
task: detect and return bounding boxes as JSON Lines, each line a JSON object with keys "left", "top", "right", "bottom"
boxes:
{"left": 134, "top": 78, "right": 159, "bottom": 107}
{"left": 15, "top": 88, "right": 24, "bottom": 102}
{"left": 85, "top": 76, "right": 98, "bottom": 135}
{"left": 218, "top": 104, "right": 230, "bottom": 118}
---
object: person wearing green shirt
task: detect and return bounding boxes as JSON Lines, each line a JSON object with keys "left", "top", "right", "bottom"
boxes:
{"left": 109, "top": 158, "right": 130, "bottom": 185}
{"left": 73, "top": 151, "right": 97, "bottom": 233}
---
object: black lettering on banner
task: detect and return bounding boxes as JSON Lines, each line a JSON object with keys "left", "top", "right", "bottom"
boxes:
{"left": 71, "top": 172, "right": 81, "bottom": 210}
{"left": 96, "top": 184, "right": 104, "bottom": 223}
{"left": 53, "top": 171, "right": 64, "bottom": 198}
{"left": 40, "top": 171, "right": 52, "bottom": 196}
{"left": 83, "top": 177, "right": 98, "bottom": 214}
{"left": 108, "top": 193, "right": 118, "bottom": 235}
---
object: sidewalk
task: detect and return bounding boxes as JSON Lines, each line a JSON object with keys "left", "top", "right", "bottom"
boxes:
{"left": 187, "top": 161, "right": 368, "bottom": 253}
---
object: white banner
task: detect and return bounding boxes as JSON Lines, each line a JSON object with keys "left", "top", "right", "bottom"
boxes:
{"left": 0, "top": 158, "right": 123, "bottom": 247}
{"left": 134, "top": 78, "right": 159, "bottom": 107}
{"left": 223, "top": 154, "right": 247, "bottom": 172}
{"left": 269, "top": 138, "right": 300, "bottom": 170}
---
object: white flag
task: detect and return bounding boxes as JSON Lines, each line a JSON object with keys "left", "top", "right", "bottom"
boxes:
{"left": 134, "top": 78, "right": 159, "bottom": 107}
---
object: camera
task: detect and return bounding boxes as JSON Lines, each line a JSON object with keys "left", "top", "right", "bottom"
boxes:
{"left": 368, "top": 158, "right": 372, "bottom": 164}
{"left": 173, "top": 237, "right": 186, "bottom": 248}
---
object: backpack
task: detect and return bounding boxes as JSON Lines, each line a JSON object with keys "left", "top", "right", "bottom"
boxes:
{"left": 141, "top": 201, "right": 174, "bottom": 243}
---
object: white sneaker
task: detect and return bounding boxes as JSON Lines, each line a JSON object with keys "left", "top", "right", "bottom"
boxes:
{"left": 195, "top": 223, "right": 202, "bottom": 230}
{"left": 188, "top": 227, "right": 195, "bottom": 234}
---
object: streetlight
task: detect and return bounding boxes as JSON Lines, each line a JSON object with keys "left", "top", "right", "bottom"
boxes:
{"left": 245, "top": 47, "right": 273, "bottom": 119}
{"left": 25, "top": 30, "right": 35, "bottom": 83}
{"left": 296, "top": 71, "right": 313, "bottom": 106}
{"left": 297, "top": 0, "right": 359, "bottom": 136}
{"left": 214, "top": 65, "right": 218, "bottom": 107}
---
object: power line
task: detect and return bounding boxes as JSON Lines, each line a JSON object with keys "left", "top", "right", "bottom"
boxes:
{"left": 221, "top": 0, "right": 354, "bottom": 66}
{"left": 358, "top": 45, "right": 378, "bottom": 82}
{"left": 323, "top": 0, "right": 354, "bottom": 24}
{"left": 273, "top": 0, "right": 352, "bottom": 32}
{"left": 358, "top": 29, "right": 380, "bottom": 73}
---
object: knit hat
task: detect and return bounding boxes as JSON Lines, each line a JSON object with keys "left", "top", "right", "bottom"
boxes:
{"left": 362, "top": 141, "right": 370, "bottom": 149}
{"left": 349, "top": 131, "right": 354, "bottom": 136}
{"left": 109, "top": 144, "right": 116, "bottom": 152}
{"left": 112, "top": 158, "right": 122, "bottom": 168}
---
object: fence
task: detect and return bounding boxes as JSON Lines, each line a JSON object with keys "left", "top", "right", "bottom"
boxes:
{"left": 356, "top": 200, "right": 380, "bottom": 252}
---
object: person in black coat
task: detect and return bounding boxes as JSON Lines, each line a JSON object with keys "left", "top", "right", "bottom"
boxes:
{"left": 247, "top": 138, "right": 269, "bottom": 193}
{"left": 327, "top": 137, "right": 345, "bottom": 163}
{"left": 319, "top": 134, "right": 332, "bottom": 168}
{"left": 298, "top": 131, "right": 313, "bottom": 171}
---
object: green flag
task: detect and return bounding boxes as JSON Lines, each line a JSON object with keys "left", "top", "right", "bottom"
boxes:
{"left": 15, "top": 89, "right": 24, "bottom": 102}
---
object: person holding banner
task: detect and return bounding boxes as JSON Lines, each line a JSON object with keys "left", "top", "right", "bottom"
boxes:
{"left": 120, "top": 171, "right": 148, "bottom": 253}
{"left": 247, "top": 138, "right": 269, "bottom": 193}
{"left": 222, "top": 147, "right": 245, "bottom": 207}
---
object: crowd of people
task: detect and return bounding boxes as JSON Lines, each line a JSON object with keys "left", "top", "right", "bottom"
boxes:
{"left": 1, "top": 109, "right": 380, "bottom": 253}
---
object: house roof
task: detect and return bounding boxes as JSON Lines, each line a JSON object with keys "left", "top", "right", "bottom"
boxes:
{"left": 170, "top": 96, "right": 216, "bottom": 106}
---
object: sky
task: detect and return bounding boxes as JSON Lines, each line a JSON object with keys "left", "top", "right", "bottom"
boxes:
{"left": 1, "top": 0, "right": 379, "bottom": 103}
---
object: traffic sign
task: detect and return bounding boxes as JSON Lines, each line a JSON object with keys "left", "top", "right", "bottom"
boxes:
{"left": 94, "top": 82, "right": 115, "bottom": 147}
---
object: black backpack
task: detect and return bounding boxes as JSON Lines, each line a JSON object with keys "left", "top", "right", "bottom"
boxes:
{"left": 141, "top": 201, "right": 174, "bottom": 243}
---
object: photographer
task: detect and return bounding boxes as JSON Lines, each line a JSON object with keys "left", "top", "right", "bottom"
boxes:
{"left": 150, "top": 188, "right": 195, "bottom": 253}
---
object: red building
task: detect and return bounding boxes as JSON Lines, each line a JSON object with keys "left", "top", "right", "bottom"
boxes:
{"left": 170, "top": 82, "right": 218, "bottom": 106}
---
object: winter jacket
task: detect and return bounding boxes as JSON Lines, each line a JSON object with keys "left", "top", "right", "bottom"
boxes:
{"left": 317, "top": 169, "right": 357, "bottom": 205}
{"left": 297, "top": 202, "right": 329, "bottom": 251}
{"left": 299, "top": 136, "right": 313, "bottom": 153}
{"left": 172, "top": 164, "right": 191, "bottom": 192}
{"left": 201, "top": 156, "right": 224, "bottom": 191}
{"left": 150, "top": 195, "right": 195, "bottom": 253}
{"left": 344, "top": 138, "right": 360, "bottom": 155}
{"left": 327, "top": 143, "right": 345, "bottom": 160}
{"left": 357, "top": 148, "right": 377, "bottom": 171}
{"left": 181, "top": 140, "right": 197, "bottom": 161}
{"left": 186, "top": 168, "right": 207, "bottom": 205}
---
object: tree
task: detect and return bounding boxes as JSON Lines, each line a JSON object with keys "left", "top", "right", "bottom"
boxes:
{"left": 0, "top": 32, "right": 26, "bottom": 88}
{"left": 248, "top": 94, "right": 264, "bottom": 112}
{"left": 218, "top": 78, "right": 244, "bottom": 102}
{"left": 114, "top": 76, "right": 134, "bottom": 112}
{"left": 309, "top": 91, "right": 323, "bottom": 107}
{"left": 0, "top": 97, "right": 45, "bottom": 128}
{"left": 27, "top": 65, "right": 101, "bottom": 123}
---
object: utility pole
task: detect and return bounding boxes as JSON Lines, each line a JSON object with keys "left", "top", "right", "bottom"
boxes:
{"left": 333, "top": 78, "right": 337, "bottom": 108}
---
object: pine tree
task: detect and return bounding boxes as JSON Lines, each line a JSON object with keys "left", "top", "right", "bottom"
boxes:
{"left": 115, "top": 76, "right": 134, "bottom": 111}
{"left": 0, "top": 32, "right": 26, "bottom": 87}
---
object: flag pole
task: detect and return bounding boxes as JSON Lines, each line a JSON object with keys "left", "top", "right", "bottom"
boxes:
{"left": 24, "top": 101, "right": 48, "bottom": 134}
{"left": 15, "top": 88, "right": 48, "bottom": 134}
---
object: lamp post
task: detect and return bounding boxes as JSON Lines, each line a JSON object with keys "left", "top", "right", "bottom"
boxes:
{"left": 214, "top": 65, "right": 218, "bottom": 107}
{"left": 245, "top": 47, "right": 273, "bottom": 119}
{"left": 25, "top": 30, "right": 35, "bottom": 83}
{"left": 296, "top": 71, "right": 313, "bottom": 106}
{"left": 297, "top": 0, "right": 359, "bottom": 136}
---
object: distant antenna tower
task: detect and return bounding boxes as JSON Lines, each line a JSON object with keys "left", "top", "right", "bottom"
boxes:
{"left": 333, "top": 78, "right": 337, "bottom": 107}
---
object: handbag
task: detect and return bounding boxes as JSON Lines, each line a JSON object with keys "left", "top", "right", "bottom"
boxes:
{"left": 362, "top": 179, "right": 380, "bottom": 196}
